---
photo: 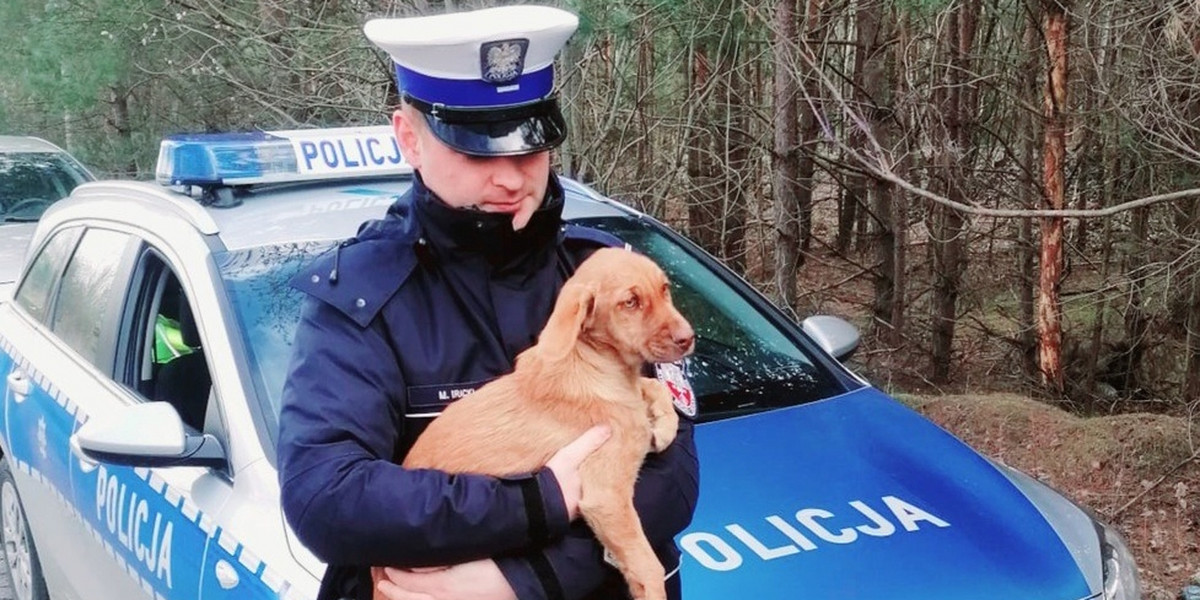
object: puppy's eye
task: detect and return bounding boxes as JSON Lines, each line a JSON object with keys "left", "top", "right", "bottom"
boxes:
{"left": 623, "top": 295, "right": 641, "bottom": 310}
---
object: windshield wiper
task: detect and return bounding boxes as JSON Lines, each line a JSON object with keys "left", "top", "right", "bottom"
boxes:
{"left": 0, "top": 216, "right": 38, "bottom": 223}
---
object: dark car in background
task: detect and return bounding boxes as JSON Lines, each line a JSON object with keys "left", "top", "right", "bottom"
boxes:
{"left": 0, "top": 136, "right": 94, "bottom": 296}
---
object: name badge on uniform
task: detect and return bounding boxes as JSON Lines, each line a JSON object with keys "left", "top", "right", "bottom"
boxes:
{"left": 406, "top": 379, "right": 492, "bottom": 417}
{"left": 655, "top": 361, "right": 697, "bottom": 419}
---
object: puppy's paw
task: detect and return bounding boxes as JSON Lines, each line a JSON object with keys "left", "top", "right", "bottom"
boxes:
{"left": 649, "top": 406, "right": 678, "bottom": 452}
{"left": 640, "top": 379, "right": 678, "bottom": 451}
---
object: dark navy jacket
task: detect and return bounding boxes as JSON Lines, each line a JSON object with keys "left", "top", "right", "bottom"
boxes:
{"left": 278, "top": 174, "right": 700, "bottom": 600}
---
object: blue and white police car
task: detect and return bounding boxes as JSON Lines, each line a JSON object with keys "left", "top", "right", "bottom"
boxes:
{"left": 0, "top": 126, "right": 1139, "bottom": 600}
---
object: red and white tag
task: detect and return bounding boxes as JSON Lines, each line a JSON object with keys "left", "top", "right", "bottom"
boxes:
{"left": 656, "top": 361, "right": 697, "bottom": 418}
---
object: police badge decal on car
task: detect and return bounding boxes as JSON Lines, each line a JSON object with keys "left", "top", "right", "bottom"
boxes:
{"left": 656, "top": 361, "right": 697, "bottom": 418}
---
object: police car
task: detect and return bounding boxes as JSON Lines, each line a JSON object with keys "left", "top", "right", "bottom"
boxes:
{"left": 0, "top": 126, "right": 1138, "bottom": 600}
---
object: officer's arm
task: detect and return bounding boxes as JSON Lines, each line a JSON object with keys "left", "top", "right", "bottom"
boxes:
{"left": 494, "top": 416, "right": 699, "bottom": 600}
{"left": 278, "top": 298, "right": 571, "bottom": 567}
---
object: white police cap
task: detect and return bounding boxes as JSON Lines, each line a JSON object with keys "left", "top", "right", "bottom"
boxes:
{"left": 364, "top": 6, "right": 579, "bottom": 156}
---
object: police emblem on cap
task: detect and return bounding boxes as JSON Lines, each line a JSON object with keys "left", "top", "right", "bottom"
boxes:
{"left": 481, "top": 39, "right": 529, "bottom": 84}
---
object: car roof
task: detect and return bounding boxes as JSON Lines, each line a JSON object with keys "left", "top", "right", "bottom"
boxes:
{"left": 0, "top": 136, "right": 70, "bottom": 154}
{"left": 50, "top": 174, "right": 637, "bottom": 254}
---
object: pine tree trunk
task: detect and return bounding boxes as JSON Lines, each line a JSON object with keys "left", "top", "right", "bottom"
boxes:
{"left": 930, "top": 2, "right": 977, "bottom": 383}
{"left": 1183, "top": 199, "right": 1200, "bottom": 401}
{"left": 772, "top": 0, "right": 802, "bottom": 308}
{"left": 634, "top": 13, "right": 655, "bottom": 212}
{"left": 107, "top": 85, "right": 137, "bottom": 176}
{"left": 1121, "top": 203, "right": 1149, "bottom": 394}
{"left": 889, "top": 8, "right": 911, "bottom": 344}
{"left": 1038, "top": 1, "right": 1070, "bottom": 393}
{"left": 723, "top": 55, "right": 752, "bottom": 273}
{"left": 1083, "top": 217, "right": 1114, "bottom": 396}
{"left": 687, "top": 44, "right": 721, "bottom": 255}
{"left": 1018, "top": 3, "right": 1041, "bottom": 377}
{"left": 857, "top": 0, "right": 899, "bottom": 339}
{"left": 558, "top": 38, "right": 584, "bottom": 181}
{"left": 836, "top": 184, "right": 862, "bottom": 255}
{"left": 796, "top": 0, "right": 827, "bottom": 259}
{"left": 840, "top": 20, "right": 867, "bottom": 260}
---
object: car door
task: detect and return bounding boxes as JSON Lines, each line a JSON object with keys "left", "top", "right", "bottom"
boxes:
{"left": 66, "top": 238, "right": 232, "bottom": 600}
{"left": 0, "top": 225, "right": 145, "bottom": 600}
{"left": 197, "top": 463, "right": 297, "bottom": 600}
{"left": 0, "top": 224, "right": 85, "bottom": 597}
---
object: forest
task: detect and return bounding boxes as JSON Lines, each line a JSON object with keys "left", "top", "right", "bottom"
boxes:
{"left": 3, "top": 0, "right": 1200, "bottom": 418}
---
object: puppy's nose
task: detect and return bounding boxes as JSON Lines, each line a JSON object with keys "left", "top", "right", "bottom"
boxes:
{"left": 673, "top": 324, "right": 695, "bottom": 353}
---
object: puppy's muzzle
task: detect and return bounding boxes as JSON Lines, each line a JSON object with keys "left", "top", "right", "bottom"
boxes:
{"left": 672, "top": 324, "right": 695, "bottom": 355}
{"left": 652, "top": 315, "right": 694, "bottom": 362}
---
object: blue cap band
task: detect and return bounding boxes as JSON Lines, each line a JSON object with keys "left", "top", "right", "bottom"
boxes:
{"left": 395, "top": 64, "right": 554, "bottom": 108}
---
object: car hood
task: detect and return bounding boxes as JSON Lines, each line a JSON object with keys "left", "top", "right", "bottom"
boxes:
{"left": 678, "top": 387, "right": 1094, "bottom": 600}
{"left": 0, "top": 223, "right": 34, "bottom": 289}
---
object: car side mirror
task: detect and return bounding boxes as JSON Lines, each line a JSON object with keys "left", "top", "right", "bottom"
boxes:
{"left": 801, "top": 315, "right": 860, "bottom": 362}
{"left": 70, "top": 401, "right": 225, "bottom": 469}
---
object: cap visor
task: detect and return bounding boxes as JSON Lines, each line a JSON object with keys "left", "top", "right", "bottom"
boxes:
{"left": 422, "top": 109, "right": 566, "bottom": 157}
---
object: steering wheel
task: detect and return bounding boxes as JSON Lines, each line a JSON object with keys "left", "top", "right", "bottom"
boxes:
{"left": 5, "top": 197, "right": 53, "bottom": 218}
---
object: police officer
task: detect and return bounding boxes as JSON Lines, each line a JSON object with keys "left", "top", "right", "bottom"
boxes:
{"left": 278, "top": 6, "right": 699, "bottom": 600}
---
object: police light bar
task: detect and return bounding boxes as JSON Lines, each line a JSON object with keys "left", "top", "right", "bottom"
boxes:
{"left": 155, "top": 126, "right": 411, "bottom": 187}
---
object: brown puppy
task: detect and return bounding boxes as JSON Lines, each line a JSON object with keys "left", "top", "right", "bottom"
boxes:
{"left": 371, "top": 247, "right": 695, "bottom": 600}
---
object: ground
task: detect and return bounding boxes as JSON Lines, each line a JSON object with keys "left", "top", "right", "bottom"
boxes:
{"left": 903, "top": 392, "right": 1200, "bottom": 599}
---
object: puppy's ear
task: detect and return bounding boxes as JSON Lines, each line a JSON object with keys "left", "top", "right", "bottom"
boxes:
{"left": 538, "top": 281, "right": 596, "bottom": 360}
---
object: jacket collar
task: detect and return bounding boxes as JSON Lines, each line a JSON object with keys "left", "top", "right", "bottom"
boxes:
{"left": 408, "top": 172, "right": 565, "bottom": 268}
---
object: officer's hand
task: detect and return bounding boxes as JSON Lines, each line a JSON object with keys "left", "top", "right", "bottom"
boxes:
{"left": 546, "top": 425, "right": 611, "bottom": 520}
{"left": 377, "top": 559, "right": 516, "bottom": 600}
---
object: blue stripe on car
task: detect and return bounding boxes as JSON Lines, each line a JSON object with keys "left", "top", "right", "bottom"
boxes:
{"left": 0, "top": 333, "right": 292, "bottom": 599}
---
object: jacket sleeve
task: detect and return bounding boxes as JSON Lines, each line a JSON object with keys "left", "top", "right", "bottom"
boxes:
{"left": 495, "top": 415, "right": 700, "bottom": 600}
{"left": 278, "top": 298, "right": 571, "bottom": 567}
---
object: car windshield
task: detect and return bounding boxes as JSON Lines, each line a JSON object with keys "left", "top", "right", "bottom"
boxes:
{"left": 215, "top": 215, "right": 846, "bottom": 445}
{"left": 0, "top": 152, "right": 91, "bottom": 222}
{"left": 574, "top": 217, "right": 845, "bottom": 420}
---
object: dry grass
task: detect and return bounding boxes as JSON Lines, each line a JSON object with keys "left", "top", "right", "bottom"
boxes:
{"left": 904, "top": 393, "right": 1200, "bottom": 599}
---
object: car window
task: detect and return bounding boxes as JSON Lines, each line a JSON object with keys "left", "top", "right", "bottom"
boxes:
{"left": 576, "top": 217, "right": 846, "bottom": 421}
{"left": 115, "top": 250, "right": 215, "bottom": 433}
{"left": 13, "top": 226, "right": 83, "bottom": 324}
{"left": 215, "top": 241, "right": 334, "bottom": 441}
{"left": 50, "top": 228, "right": 134, "bottom": 369}
{"left": 0, "top": 152, "right": 91, "bottom": 223}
